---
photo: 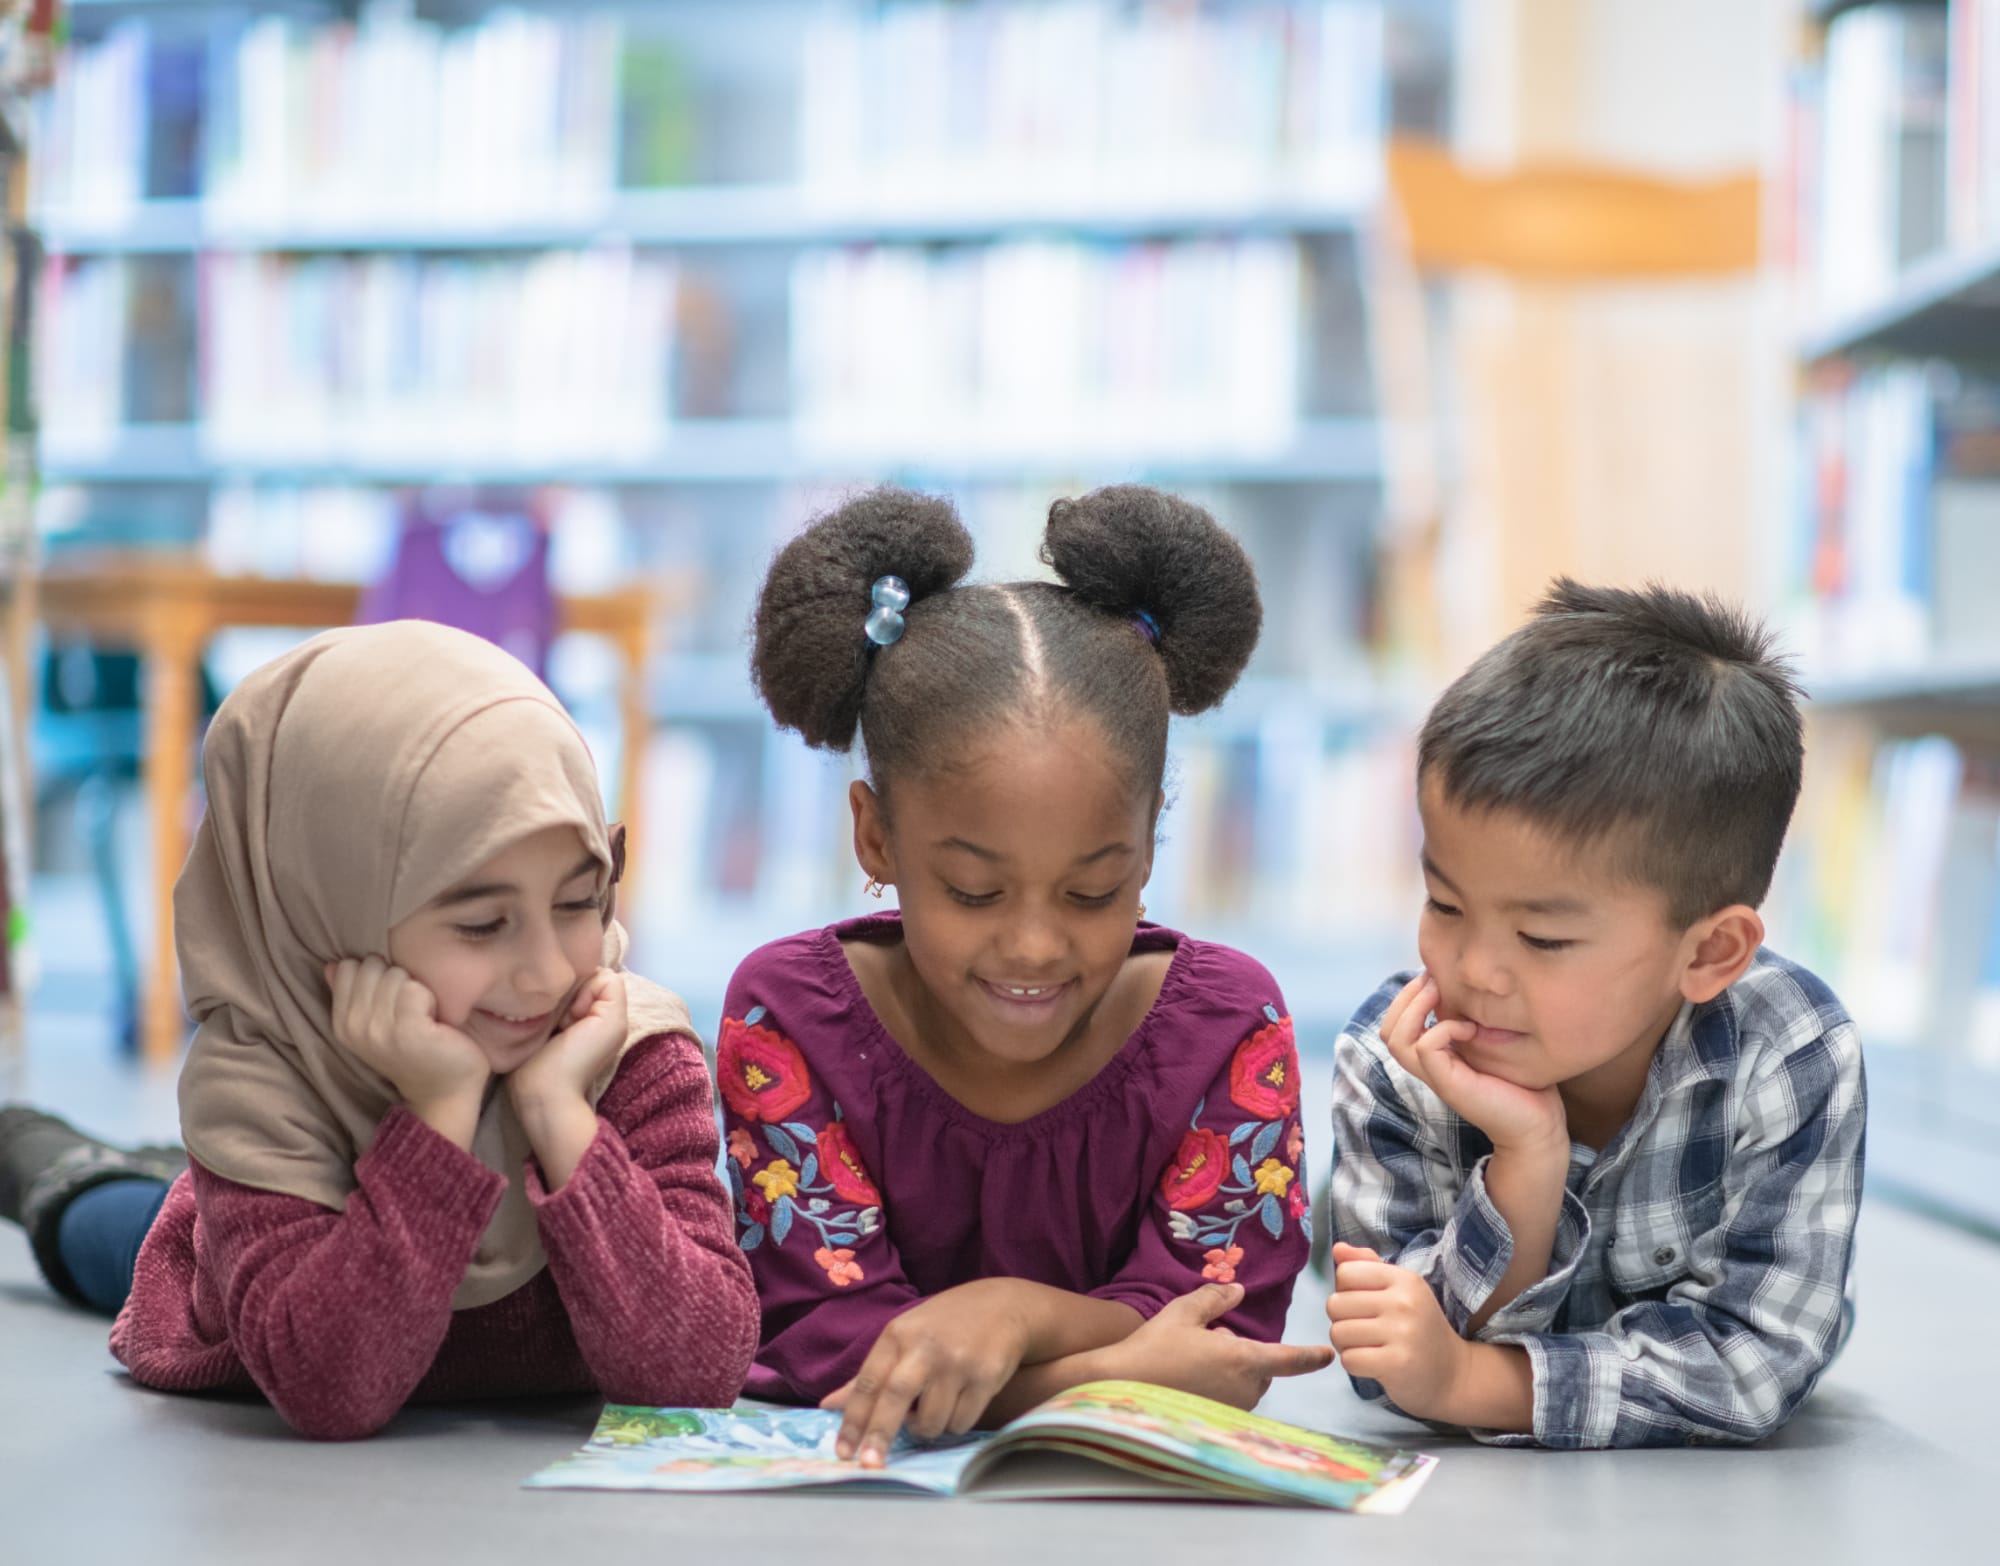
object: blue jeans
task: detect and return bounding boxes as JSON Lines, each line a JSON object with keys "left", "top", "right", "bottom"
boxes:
{"left": 56, "top": 1176, "right": 170, "bottom": 1316}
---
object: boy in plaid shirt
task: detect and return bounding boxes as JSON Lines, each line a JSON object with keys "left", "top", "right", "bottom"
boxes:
{"left": 1327, "top": 581, "right": 1864, "bottom": 1448}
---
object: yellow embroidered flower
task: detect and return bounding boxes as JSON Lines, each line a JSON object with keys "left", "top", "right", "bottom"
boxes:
{"left": 752, "top": 1159, "right": 800, "bottom": 1201}
{"left": 1253, "top": 1158, "right": 1295, "bottom": 1197}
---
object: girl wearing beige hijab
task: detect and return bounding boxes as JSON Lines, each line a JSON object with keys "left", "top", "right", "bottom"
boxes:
{"left": 0, "top": 622, "right": 758, "bottom": 1438}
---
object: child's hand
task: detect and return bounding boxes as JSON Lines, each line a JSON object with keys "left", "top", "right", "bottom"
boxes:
{"left": 1325, "top": 1242, "right": 1466, "bottom": 1422}
{"left": 1105, "top": 1282, "right": 1334, "bottom": 1410}
{"left": 324, "top": 956, "right": 490, "bottom": 1114}
{"left": 820, "top": 1281, "right": 1036, "bottom": 1466}
{"left": 1380, "top": 973, "right": 1567, "bottom": 1154}
{"left": 507, "top": 968, "right": 628, "bottom": 1112}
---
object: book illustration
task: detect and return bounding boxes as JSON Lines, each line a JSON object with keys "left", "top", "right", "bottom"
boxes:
{"left": 525, "top": 1379, "right": 1436, "bottom": 1512}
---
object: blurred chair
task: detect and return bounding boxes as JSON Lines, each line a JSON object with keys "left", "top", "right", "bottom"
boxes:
{"left": 34, "top": 645, "right": 218, "bottom": 1054}
{"left": 357, "top": 489, "right": 558, "bottom": 681}
{"left": 1368, "top": 136, "right": 1763, "bottom": 673}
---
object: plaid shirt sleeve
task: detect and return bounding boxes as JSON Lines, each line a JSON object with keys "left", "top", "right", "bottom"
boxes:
{"left": 1331, "top": 978, "right": 1591, "bottom": 1341}
{"left": 1491, "top": 985, "right": 1866, "bottom": 1449}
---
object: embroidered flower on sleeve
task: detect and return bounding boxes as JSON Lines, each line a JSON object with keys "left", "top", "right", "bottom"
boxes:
{"left": 1160, "top": 1127, "right": 1231, "bottom": 1211}
{"left": 752, "top": 1159, "right": 801, "bottom": 1202}
{"left": 1228, "top": 1010, "right": 1301, "bottom": 1120}
{"left": 726, "top": 1103, "right": 885, "bottom": 1285}
{"left": 1202, "top": 1245, "right": 1245, "bottom": 1284}
{"left": 1163, "top": 1003, "right": 1315, "bottom": 1265}
{"left": 717, "top": 1006, "right": 813, "bottom": 1124}
{"left": 814, "top": 1247, "right": 865, "bottom": 1288}
{"left": 816, "top": 1120, "right": 883, "bottom": 1207}
{"left": 1252, "top": 1158, "right": 1295, "bottom": 1198}
{"left": 726, "top": 1128, "right": 756, "bottom": 1168}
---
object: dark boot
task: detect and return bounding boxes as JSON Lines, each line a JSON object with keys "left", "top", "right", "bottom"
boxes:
{"left": 1, "top": 1106, "right": 185, "bottom": 1306}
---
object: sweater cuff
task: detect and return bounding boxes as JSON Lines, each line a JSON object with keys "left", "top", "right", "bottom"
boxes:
{"left": 522, "top": 1113, "right": 627, "bottom": 1231}
{"left": 361, "top": 1104, "right": 508, "bottom": 1225}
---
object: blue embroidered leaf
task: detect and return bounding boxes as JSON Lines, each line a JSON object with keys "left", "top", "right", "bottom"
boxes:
{"left": 725, "top": 1161, "right": 744, "bottom": 1197}
{"left": 1299, "top": 1215, "right": 1313, "bottom": 1240}
{"left": 738, "top": 1224, "right": 765, "bottom": 1252}
{"left": 1259, "top": 1194, "right": 1283, "bottom": 1240}
{"left": 745, "top": 1005, "right": 767, "bottom": 1027}
{"left": 771, "top": 1197, "right": 794, "bottom": 1245}
{"left": 1249, "top": 1119, "right": 1282, "bottom": 1166}
{"left": 782, "top": 1122, "right": 820, "bottom": 1145}
{"left": 1223, "top": 1200, "right": 1248, "bottom": 1214}
{"left": 1263, "top": 1002, "right": 1281, "bottom": 1024}
{"left": 1231, "top": 1154, "right": 1253, "bottom": 1188}
{"left": 1194, "top": 1229, "right": 1229, "bottom": 1247}
{"left": 800, "top": 1154, "right": 820, "bottom": 1189}
{"left": 1228, "top": 1122, "right": 1257, "bottom": 1146}
{"left": 764, "top": 1124, "right": 802, "bottom": 1166}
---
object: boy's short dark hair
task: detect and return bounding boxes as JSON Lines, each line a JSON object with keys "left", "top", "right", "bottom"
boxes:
{"left": 1417, "top": 578, "right": 1804, "bottom": 928}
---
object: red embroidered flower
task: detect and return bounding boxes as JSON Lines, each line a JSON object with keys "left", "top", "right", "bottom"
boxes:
{"left": 717, "top": 1013, "right": 812, "bottom": 1123}
{"left": 1160, "top": 1127, "right": 1231, "bottom": 1211}
{"left": 1285, "top": 1121, "right": 1304, "bottom": 1168}
{"left": 1202, "top": 1245, "right": 1245, "bottom": 1284}
{"left": 743, "top": 1189, "right": 772, "bottom": 1226}
{"left": 1228, "top": 1014, "right": 1300, "bottom": 1120}
{"left": 816, "top": 1121, "right": 882, "bottom": 1206}
{"left": 1286, "top": 1182, "right": 1307, "bottom": 1221}
{"left": 726, "top": 1128, "right": 756, "bottom": 1169}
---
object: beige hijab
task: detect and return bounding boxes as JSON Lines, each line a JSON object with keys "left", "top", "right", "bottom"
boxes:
{"left": 176, "top": 620, "right": 696, "bottom": 1309}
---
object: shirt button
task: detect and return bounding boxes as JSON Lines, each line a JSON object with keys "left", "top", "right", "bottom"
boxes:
{"left": 1653, "top": 1245, "right": 1676, "bottom": 1266}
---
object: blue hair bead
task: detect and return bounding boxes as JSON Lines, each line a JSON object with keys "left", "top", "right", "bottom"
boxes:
{"left": 865, "top": 575, "right": 909, "bottom": 646}
{"left": 1132, "top": 609, "right": 1161, "bottom": 644}
{"left": 864, "top": 606, "right": 906, "bottom": 646}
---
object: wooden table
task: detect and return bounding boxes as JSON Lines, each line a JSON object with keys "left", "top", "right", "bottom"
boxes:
{"left": 38, "top": 558, "right": 665, "bottom": 1064}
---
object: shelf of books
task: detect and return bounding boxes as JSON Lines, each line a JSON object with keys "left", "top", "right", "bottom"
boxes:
{"left": 27, "top": 0, "right": 1430, "bottom": 1044}
{"left": 1779, "top": 0, "right": 2000, "bottom": 1230}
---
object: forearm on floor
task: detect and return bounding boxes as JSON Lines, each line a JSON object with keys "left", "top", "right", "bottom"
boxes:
{"left": 1435, "top": 1340, "right": 1536, "bottom": 1433}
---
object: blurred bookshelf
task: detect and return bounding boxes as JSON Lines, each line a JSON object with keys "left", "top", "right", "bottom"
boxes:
{"left": 0, "top": 1, "right": 57, "bottom": 1067}
{"left": 25, "top": 0, "right": 1440, "bottom": 1042}
{"left": 1774, "top": 0, "right": 2000, "bottom": 1229}
{"left": 38, "top": 419, "right": 1386, "bottom": 486}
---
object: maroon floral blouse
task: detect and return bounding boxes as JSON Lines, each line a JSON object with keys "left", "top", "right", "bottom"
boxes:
{"left": 717, "top": 914, "right": 1311, "bottom": 1404}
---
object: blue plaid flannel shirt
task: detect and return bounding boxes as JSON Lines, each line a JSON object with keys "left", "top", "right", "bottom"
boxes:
{"left": 1331, "top": 950, "right": 1866, "bottom": 1449}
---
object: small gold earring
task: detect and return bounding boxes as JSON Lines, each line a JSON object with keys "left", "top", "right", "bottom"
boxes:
{"left": 864, "top": 876, "right": 887, "bottom": 899}
{"left": 1136, "top": 902, "right": 1148, "bottom": 920}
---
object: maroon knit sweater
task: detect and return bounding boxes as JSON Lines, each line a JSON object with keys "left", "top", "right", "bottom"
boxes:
{"left": 108, "top": 1032, "right": 759, "bottom": 1440}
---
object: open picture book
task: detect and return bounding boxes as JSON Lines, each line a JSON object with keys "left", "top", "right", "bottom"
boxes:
{"left": 524, "top": 1379, "right": 1437, "bottom": 1512}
